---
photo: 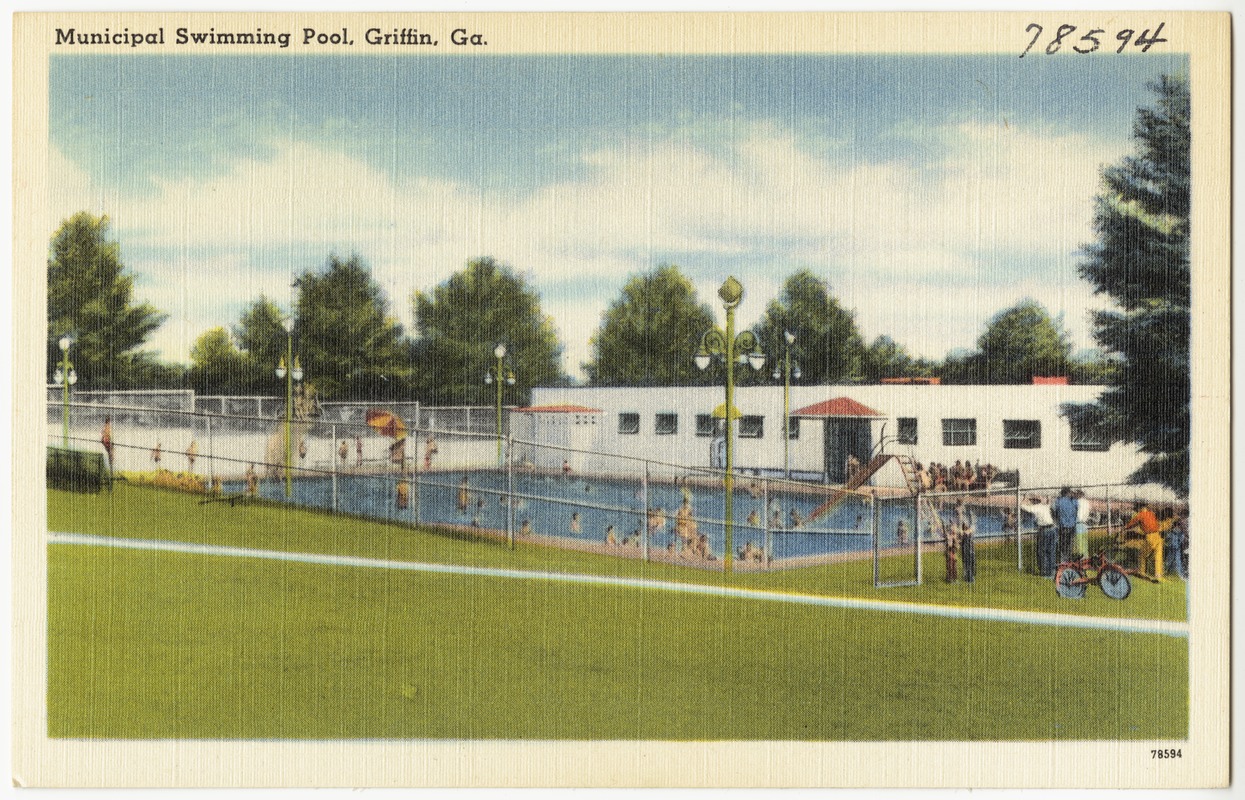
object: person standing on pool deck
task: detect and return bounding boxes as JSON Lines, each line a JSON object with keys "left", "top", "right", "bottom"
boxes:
{"left": 100, "top": 416, "right": 114, "bottom": 472}
{"left": 245, "top": 463, "right": 258, "bottom": 496}
{"left": 355, "top": 435, "right": 363, "bottom": 468}
{"left": 1020, "top": 495, "right": 1056, "bottom": 577}
{"left": 1050, "top": 487, "right": 1079, "bottom": 564}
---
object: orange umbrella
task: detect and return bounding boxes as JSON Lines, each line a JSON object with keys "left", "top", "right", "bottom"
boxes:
{"left": 365, "top": 409, "right": 408, "bottom": 440}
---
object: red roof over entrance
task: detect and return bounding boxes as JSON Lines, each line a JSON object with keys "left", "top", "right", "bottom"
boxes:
{"left": 513, "top": 404, "right": 603, "bottom": 414}
{"left": 791, "top": 397, "right": 885, "bottom": 418}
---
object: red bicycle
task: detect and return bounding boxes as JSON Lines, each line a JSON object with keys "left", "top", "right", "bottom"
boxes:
{"left": 1054, "top": 550, "right": 1135, "bottom": 600}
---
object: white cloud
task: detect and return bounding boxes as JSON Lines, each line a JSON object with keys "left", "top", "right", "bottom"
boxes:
{"left": 49, "top": 117, "right": 1127, "bottom": 378}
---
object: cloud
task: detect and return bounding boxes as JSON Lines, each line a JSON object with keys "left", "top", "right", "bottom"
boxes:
{"left": 50, "top": 115, "right": 1126, "bottom": 377}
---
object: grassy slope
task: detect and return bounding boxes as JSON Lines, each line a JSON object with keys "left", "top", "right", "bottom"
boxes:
{"left": 46, "top": 485, "right": 1189, "bottom": 740}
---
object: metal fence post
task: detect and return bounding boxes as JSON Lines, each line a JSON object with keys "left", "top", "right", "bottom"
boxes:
{"left": 331, "top": 423, "right": 339, "bottom": 512}
{"left": 506, "top": 433, "right": 515, "bottom": 548}
{"left": 206, "top": 413, "right": 214, "bottom": 486}
{"left": 915, "top": 492, "right": 923, "bottom": 586}
{"left": 641, "top": 462, "right": 650, "bottom": 562}
{"left": 1015, "top": 485, "right": 1023, "bottom": 573}
{"left": 872, "top": 492, "right": 880, "bottom": 588}
{"left": 762, "top": 478, "right": 771, "bottom": 570}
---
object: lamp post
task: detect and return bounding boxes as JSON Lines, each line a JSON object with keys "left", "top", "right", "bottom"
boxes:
{"left": 52, "top": 335, "right": 77, "bottom": 448}
{"left": 484, "top": 343, "right": 515, "bottom": 467}
{"left": 772, "top": 330, "right": 801, "bottom": 480}
{"left": 274, "top": 317, "right": 303, "bottom": 498}
{"left": 695, "top": 276, "right": 766, "bottom": 573}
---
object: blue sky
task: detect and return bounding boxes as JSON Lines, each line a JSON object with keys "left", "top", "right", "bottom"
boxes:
{"left": 49, "top": 52, "right": 1186, "bottom": 378}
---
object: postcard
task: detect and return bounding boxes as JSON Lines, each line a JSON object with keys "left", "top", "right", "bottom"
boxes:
{"left": 12, "top": 9, "right": 1231, "bottom": 789}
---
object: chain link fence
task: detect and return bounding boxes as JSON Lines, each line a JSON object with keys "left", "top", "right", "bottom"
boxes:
{"left": 48, "top": 400, "right": 1182, "bottom": 577}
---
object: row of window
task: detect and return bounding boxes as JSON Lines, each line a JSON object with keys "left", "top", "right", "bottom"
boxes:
{"left": 616, "top": 413, "right": 1109, "bottom": 452}
{"left": 618, "top": 412, "right": 799, "bottom": 440}
{"left": 896, "top": 417, "right": 1108, "bottom": 451}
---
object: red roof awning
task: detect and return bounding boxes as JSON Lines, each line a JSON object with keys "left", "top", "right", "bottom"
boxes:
{"left": 791, "top": 397, "right": 885, "bottom": 418}
{"left": 513, "top": 404, "right": 603, "bottom": 414}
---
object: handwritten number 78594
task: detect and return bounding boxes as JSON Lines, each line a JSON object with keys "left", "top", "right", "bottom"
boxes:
{"left": 1020, "top": 22, "right": 1167, "bottom": 57}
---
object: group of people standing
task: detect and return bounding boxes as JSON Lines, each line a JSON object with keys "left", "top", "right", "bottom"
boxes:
{"left": 1021, "top": 488, "right": 1188, "bottom": 583}
{"left": 1022, "top": 487, "right": 1093, "bottom": 579}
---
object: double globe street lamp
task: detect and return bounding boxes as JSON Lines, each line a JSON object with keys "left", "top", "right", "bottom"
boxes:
{"left": 695, "top": 276, "right": 766, "bottom": 574}
{"left": 275, "top": 317, "right": 303, "bottom": 498}
{"left": 53, "top": 335, "right": 78, "bottom": 448}
{"left": 484, "top": 343, "right": 516, "bottom": 467}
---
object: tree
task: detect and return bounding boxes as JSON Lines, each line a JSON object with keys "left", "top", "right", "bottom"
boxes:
{"left": 187, "top": 327, "right": 250, "bottom": 395}
{"left": 295, "top": 254, "right": 413, "bottom": 401}
{"left": 860, "top": 335, "right": 938, "bottom": 383}
{"left": 412, "top": 256, "right": 565, "bottom": 405}
{"left": 750, "top": 270, "right": 864, "bottom": 385}
{"left": 1072, "top": 74, "right": 1190, "bottom": 495}
{"left": 944, "top": 299, "right": 1072, "bottom": 385}
{"left": 187, "top": 297, "right": 290, "bottom": 396}
{"left": 47, "top": 212, "right": 169, "bottom": 389}
{"left": 584, "top": 265, "right": 717, "bottom": 386}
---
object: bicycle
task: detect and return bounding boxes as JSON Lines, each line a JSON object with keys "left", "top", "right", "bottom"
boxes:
{"left": 1054, "top": 550, "right": 1135, "bottom": 600}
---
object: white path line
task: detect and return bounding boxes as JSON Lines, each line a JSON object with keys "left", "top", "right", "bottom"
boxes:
{"left": 49, "top": 531, "right": 1188, "bottom": 638}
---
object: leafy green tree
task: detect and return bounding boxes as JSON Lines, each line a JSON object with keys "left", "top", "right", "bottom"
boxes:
{"left": 187, "top": 297, "right": 290, "bottom": 396}
{"left": 859, "top": 335, "right": 938, "bottom": 383}
{"left": 944, "top": 299, "right": 1072, "bottom": 384}
{"left": 187, "top": 327, "right": 249, "bottom": 395}
{"left": 232, "top": 296, "right": 288, "bottom": 389}
{"left": 750, "top": 270, "right": 864, "bottom": 385}
{"left": 1071, "top": 74, "right": 1190, "bottom": 495}
{"left": 295, "top": 254, "right": 413, "bottom": 401}
{"left": 412, "top": 256, "right": 565, "bottom": 404}
{"left": 584, "top": 264, "right": 717, "bottom": 386}
{"left": 47, "top": 212, "right": 169, "bottom": 389}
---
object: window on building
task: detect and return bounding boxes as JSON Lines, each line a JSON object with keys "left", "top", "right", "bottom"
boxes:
{"left": 695, "top": 414, "right": 715, "bottom": 437}
{"left": 786, "top": 417, "right": 800, "bottom": 440}
{"left": 739, "top": 415, "right": 764, "bottom": 438}
{"left": 941, "top": 418, "right": 977, "bottom": 447}
{"left": 618, "top": 412, "right": 640, "bottom": 435}
{"left": 1069, "top": 418, "right": 1110, "bottom": 452}
{"left": 897, "top": 417, "right": 918, "bottom": 445}
{"left": 1003, "top": 419, "right": 1041, "bottom": 449}
{"left": 655, "top": 412, "right": 678, "bottom": 435}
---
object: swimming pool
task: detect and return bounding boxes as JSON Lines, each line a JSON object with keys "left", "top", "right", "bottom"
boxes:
{"left": 225, "top": 470, "right": 1013, "bottom": 563}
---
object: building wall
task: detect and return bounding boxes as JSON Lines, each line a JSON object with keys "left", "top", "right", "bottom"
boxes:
{"left": 528, "top": 384, "right": 1156, "bottom": 491}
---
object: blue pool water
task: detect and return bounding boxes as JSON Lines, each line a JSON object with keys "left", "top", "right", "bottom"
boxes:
{"left": 225, "top": 470, "right": 1012, "bottom": 562}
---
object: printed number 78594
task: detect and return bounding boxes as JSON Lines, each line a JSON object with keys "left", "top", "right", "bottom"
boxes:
{"left": 1020, "top": 23, "right": 1167, "bottom": 58}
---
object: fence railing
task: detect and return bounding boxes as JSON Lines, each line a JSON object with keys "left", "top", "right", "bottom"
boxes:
{"left": 48, "top": 400, "right": 1180, "bottom": 575}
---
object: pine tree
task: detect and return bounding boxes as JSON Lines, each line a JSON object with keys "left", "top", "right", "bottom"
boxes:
{"left": 47, "top": 212, "right": 169, "bottom": 389}
{"left": 1073, "top": 74, "right": 1190, "bottom": 495}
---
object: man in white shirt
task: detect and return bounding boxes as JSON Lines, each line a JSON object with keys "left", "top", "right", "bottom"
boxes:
{"left": 1020, "top": 495, "right": 1056, "bottom": 578}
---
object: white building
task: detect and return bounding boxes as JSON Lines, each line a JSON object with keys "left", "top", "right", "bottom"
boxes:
{"left": 526, "top": 382, "right": 1155, "bottom": 491}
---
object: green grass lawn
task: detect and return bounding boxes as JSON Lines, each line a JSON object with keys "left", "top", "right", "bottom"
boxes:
{"left": 47, "top": 484, "right": 1189, "bottom": 740}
